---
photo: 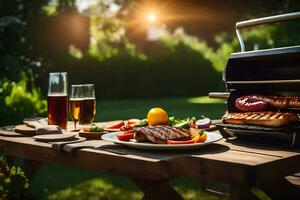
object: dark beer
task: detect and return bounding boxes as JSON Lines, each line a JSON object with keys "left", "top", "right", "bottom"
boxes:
{"left": 48, "top": 94, "right": 68, "bottom": 129}
{"left": 69, "top": 98, "right": 96, "bottom": 124}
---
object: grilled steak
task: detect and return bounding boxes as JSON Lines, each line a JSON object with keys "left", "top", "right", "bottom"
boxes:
{"left": 223, "top": 112, "right": 299, "bottom": 127}
{"left": 133, "top": 126, "right": 191, "bottom": 144}
{"left": 236, "top": 95, "right": 300, "bottom": 111}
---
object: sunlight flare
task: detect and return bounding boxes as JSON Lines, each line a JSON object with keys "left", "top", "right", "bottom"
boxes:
{"left": 146, "top": 11, "right": 157, "bottom": 24}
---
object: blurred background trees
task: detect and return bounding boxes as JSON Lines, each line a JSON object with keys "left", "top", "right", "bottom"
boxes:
{"left": 1, "top": 0, "right": 300, "bottom": 124}
{"left": 1, "top": 1, "right": 300, "bottom": 199}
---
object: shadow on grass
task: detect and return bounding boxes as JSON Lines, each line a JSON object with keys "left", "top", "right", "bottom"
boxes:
{"left": 47, "top": 178, "right": 142, "bottom": 200}
{"left": 47, "top": 177, "right": 228, "bottom": 200}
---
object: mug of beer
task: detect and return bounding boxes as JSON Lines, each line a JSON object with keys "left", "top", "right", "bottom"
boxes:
{"left": 69, "top": 84, "right": 96, "bottom": 130}
{"left": 47, "top": 72, "right": 68, "bottom": 129}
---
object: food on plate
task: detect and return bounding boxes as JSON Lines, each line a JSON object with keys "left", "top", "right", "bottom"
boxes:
{"left": 134, "top": 125, "right": 191, "bottom": 144}
{"left": 105, "top": 119, "right": 141, "bottom": 131}
{"left": 116, "top": 130, "right": 134, "bottom": 141}
{"left": 105, "top": 121, "right": 125, "bottom": 129}
{"left": 128, "top": 119, "right": 141, "bottom": 126}
{"left": 82, "top": 124, "right": 105, "bottom": 132}
{"left": 235, "top": 94, "right": 300, "bottom": 111}
{"left": 114, "top": 107, "right": 210, "bottom": 144}
{"left": 133, "top": 119, "right": 148, "bottom": 127}
{"left": 120, "top": 124, "right": 132, "bottom": 131}
{"left": 119, "top": 119, "right": 141, "bottom": 131}
{"left": 168, "top": 116, "right": 196, "bottom": 129}
{"left": 147, "top": 107, "right": 169, "bottom": 126}
{"left": 195, "top": 117, "right": 211, "bottom": 129}
{"left": 223, "top": 111, "right": 299, "bottom": 127}
{"left": 80, "top": 124, "right": 106, "bottom": 139}
{"left": 167, "top": 129, "right": 207, "bottom": 144}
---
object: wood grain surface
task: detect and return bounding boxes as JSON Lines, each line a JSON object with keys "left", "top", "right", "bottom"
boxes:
{"left": 0, "top": 121, "right": 300, "bottom": 199}
{"left": 14, "top": 124, "right": 36, "bottom": 135}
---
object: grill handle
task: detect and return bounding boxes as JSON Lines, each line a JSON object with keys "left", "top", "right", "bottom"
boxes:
{"left": 236, "top": 12, "right": 300, "bottom": 52}
{"left": 208, "top": 92, "right": 230, "bottom": 99}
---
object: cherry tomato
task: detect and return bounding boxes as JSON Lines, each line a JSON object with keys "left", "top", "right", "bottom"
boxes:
{"left": 82, "top": 127, "right": 90, "bottom": 132}
{"left": 116, "top": 131, "right": 134, "bottom": 141}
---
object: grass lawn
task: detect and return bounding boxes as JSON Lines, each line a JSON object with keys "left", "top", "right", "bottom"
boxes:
{"left": 29, "top": 96, "right": 228, "bottom": 200}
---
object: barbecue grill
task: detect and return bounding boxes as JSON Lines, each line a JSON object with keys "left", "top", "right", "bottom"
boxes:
{"left": 209, "top": 12, "right": 300, "bottom": 148}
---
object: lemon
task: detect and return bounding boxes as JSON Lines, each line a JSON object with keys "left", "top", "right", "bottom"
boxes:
{"left": 147, "top": 107, "right": 169, "bottom": 126}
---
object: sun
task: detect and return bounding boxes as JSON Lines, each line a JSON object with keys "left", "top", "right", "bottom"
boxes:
{"left": 146, "top": 11, "right": 157, "bottom": 24}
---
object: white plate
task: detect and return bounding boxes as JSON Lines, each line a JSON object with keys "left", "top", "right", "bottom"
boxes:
{"left": 101, "top": 131, "right": 223, "bottom": 150}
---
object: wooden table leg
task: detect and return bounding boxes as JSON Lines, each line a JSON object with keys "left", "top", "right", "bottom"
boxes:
{"left": 132, "top": 179, "right": 183, "bottom": 200}
{"left": 229, "top": 183, "right": 260, "bottom": 200}
{"left": 259, "top": 178, "right": 300, "bottom": 200}
{"left": 23, "top": 159, "right": 43, "bottom": 182}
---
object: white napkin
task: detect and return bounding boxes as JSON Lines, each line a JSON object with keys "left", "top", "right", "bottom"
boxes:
{"left": 23, "top": 118, "right": 62, "bottom": 134}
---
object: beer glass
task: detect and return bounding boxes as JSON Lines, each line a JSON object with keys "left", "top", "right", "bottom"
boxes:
{"left": 69, "top": 84, "right": 96, "bottom": 130}
{"left": 48, "top": 72, "right": 68, "bottom": 129}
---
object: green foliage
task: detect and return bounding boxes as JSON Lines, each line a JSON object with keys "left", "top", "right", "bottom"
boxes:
{"left": 0, "top": 1, "right": 49, "bottom": 125}
{"left": 205, "top": 24, "right": 298, "bottom": 72}
{"left": 0, "top": 156, "right": 29, "bottom": 200}
{"left": 44, "top": 23, "right": 221, "bottom": 99}
{"left": 2, "top": 0, "right": 300, "bottom": 119}
{"left": 89, "top": 16, "right": 146, "bottom": 62}
{"left": 0, "top": 73, "right": 47, "bottom": 125}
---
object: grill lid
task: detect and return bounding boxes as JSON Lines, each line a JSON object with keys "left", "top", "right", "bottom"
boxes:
{"left": 225, "top": 12, "right": 300, "bottom": 93}
{"left": 225, "top": 45, "right": 300, "bottom": 92}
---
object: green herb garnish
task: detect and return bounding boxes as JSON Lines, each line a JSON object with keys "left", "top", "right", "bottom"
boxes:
{"left": 90, "top": 124, "right": 104, "bottom": 132}
{"left": 133, "top": 119, "right": 148, "bottom": 127}
{"left": 168, "top": 116, "right": 194, "bottom": 129}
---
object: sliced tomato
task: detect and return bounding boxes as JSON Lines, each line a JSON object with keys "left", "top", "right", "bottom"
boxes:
{"left": 167, "top": 139, "right": 195, "bottom": 144}
{"left": 197, "top": 133, "right": 207, "bottom": 143}
{"left": 116, "top": 131, "right": 134, "bottom": 141}
{"left": 82, "top": 127, "right": 90, "bottom": 132}
{"left": 106, "top": 121, "right": 125, "bottom": 129}
{"left": 128, "top": 119, "right": 141, "bottom": 127}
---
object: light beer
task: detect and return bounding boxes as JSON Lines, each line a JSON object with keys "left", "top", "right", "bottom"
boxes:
{"left": 69, "top": 98, "right": 96, "bottom": 125}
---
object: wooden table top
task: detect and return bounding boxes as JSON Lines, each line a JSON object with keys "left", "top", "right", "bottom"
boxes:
{"left": 0, "top": 123, "right": 300, "bottom": 200}
{"left": 1, "top": 123, "right": 300, "bottom": 186}
{"left": 0, "top": 119, "right": 300, "bottom": 184}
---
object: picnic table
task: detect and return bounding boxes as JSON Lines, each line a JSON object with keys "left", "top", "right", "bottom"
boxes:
{"left": 0, "top": 121, "right": 300, "bottom": 200}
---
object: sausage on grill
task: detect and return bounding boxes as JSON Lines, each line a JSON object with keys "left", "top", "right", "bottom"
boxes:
{"left": 235, "top": 94, "right": 300, "bottom": 111}
{"left": 223, "top": 111, "right": 299, "bottom": 127}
